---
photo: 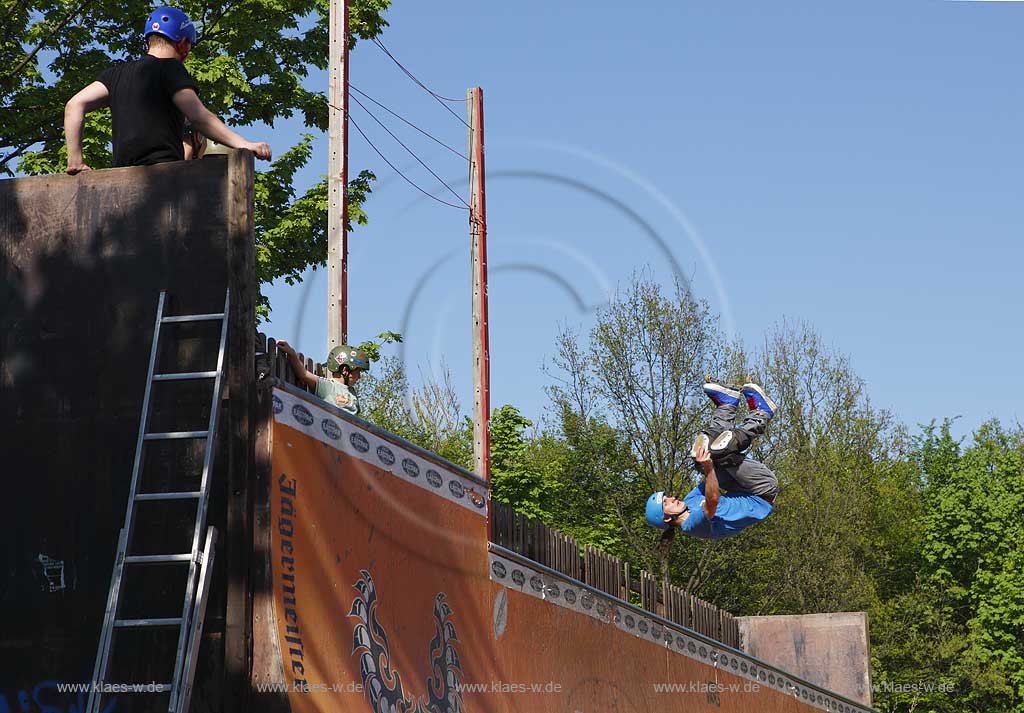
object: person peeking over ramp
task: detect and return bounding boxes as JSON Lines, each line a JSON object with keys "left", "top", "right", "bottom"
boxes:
{"left": 277, "top": 341, "right": 368, "bottom": 417}
{"left": 647, "top": 381, "right": 780, "bottom": 545}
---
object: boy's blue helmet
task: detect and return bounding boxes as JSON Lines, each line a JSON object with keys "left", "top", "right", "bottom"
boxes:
{"left": 145, "top": 7, "right": 196, "bottom": 46}
{"left": 646, "top": 491, "right": 669, "bottom": 530}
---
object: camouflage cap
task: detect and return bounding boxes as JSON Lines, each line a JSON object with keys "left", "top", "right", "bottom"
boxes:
{"left": 323, "top": 344, "right": 370, "bottom": 374}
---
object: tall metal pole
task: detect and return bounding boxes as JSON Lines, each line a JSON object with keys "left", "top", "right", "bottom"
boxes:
{"left": 468, "top": 87, "right": 491, "bottom": 480}
{"left": 327, "top": 0, "right": 349, "bottom": 349}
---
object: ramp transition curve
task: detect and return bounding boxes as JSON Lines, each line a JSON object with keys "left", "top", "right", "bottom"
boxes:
{"left": 252, "top": 384, "right": 874, "bottom": 713}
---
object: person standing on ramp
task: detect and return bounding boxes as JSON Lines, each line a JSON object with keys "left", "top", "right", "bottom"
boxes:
{"left": 63, "top": 6, "right": 272, "bottom": 173}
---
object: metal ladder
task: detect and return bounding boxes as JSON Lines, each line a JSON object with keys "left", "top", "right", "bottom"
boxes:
{"left": 87, "top": 290, "right": 229, "bottom": 713}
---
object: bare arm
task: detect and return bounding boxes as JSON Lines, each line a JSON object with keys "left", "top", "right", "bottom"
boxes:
{"left": 172, "top": 88, "right": 272, "bottom": 160}
{"left": 276, "top": 341, "right": 318, "bottom": 390}
{"left": 64, "top": 81, "right": 109, "bottom": 174}
{"left": 694, "top": 444, "right": 720, "bottom": 519}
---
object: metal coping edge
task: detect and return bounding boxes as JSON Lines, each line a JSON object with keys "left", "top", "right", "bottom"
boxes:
{"left": 268, "top": 379, "right": 488, "bottom": 489}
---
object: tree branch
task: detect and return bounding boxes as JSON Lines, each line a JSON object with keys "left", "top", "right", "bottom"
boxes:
{"left": 6, "top": 0, "right": 94, "bottom": 84}
{"left": 0, "top": 141, "right": 35, "bottom": 171}
{"left": 1, "top": 0, "right": 30, "bottom": 39}
{"left": 196, "top": 0, "right": 248, "bottom": 45}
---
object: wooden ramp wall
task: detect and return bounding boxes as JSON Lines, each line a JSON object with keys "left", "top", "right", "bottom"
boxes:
{"left": 252, "top": 383, "right": 875, "bottom": 713}
{"left": 0, "top": 155, "right": 255, "bottom": 713}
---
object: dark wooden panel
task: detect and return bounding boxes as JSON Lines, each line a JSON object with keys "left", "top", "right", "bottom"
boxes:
{"left": 248, "top": 380, "right": 290, "bottom": 713}
{"left": 224, "top": 148, "right": 255, "bottom": 713}
{"left": 0, "top": 155, "right": 251, "bottom": 711}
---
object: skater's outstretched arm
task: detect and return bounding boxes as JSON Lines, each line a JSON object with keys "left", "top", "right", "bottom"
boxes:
{"left": 694, "top": 443, "right": 720, "bottom": 519}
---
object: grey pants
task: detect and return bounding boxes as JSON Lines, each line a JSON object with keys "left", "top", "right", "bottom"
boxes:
{"left": 702, "top": 404, "right": 779, "bottom": 502}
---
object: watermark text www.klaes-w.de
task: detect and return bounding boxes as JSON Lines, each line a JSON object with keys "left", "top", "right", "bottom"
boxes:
{"left": 873, "top": 681, "right": 956, "bottom": 694}
{"left": 453, "top": 681, "right": 563, "bottom": 694}
{"left": 253, "top": 680, "right": 564, "bottom": 695}
{"left": 255, "top": 681, "right": 366, "bottom": 694}
{"left": 56, "top": 682, "right": 170, "bottom": 693}
{"left": 653, "top": 681, "right": 762, "bottom": 694}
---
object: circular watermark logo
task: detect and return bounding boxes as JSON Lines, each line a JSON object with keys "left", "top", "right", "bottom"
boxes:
{"left": 272, "top": 139, "right": 732, "bottom": 548}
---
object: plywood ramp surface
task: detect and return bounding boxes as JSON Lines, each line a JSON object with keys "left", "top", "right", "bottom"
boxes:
{"left": 256, "top": 386, "right": 873, "bottom": 713}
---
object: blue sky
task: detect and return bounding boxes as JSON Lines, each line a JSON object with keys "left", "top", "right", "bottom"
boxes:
{"left": 259, "top": 0, "right": 1023, "bottom": 439}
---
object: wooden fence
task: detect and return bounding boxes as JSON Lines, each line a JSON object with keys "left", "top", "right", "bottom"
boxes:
{"left": 256, "top": 332, "right": 324, "bottom": 391}
{"left": 489, "top": 502, "right": 583, "bottom": 580}
{"left": 491, "top": 500, "right": 739, "bottom": 648}
{"left": 257, "top": 332, "right": 739, "bottom": 649}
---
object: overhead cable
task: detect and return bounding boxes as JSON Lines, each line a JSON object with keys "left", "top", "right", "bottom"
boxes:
{"left": 349, "top": 113, "right": 469, "bottom": 211}
{"left": 350, "top": 84, "right": 468, "bottom": 161}
{"left": 350, "top": 94, "right": 469, "bottom": 208}
{"left": 372, "top": 38, "right": 470, "bottom": 128}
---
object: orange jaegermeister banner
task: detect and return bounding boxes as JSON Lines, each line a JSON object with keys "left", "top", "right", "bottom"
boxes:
{"left": 267, "top": 387, "right": 868, "bottom": 713}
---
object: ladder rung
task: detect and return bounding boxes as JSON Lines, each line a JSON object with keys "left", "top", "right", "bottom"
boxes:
{"left": 152, "top": 371, "right": 219, "bottom": 381}
{"left": 114, "top": 618, "right": 182, "bottom": 628}
{"left": 161, "top": 313, "right": 225, "bottom": 324}
{"left": 135, "top": 491, "right": 201, "bottom": 501}
{"left": 124, "top": 554, "right": 192, "bottom": 565}
{"left": 144, "top": 431, "right": 209, "bottom": 440}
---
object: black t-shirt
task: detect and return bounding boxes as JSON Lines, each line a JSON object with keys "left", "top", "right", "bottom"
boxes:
{"left": 98, "top": 55, "right": 198, "bottom": 167}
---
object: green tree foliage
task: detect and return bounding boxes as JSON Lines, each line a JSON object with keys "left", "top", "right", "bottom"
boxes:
{"left": 539, "top": 271, "right": 736, "bottom": 577}
{"left": 487, "top": 405, "right": 551, "bottom": 522}
{"left": 534, "top": 401, "right": 637, "bottom": 555}
{"left": 356, "top": 330, "right": 401, "bottom": 363}
{"left": 697, "top": 320, "right": 914, "bottom": 616}
{"left": 358, "top": 356, "right": 473, "bottom": 469}
{"left": 1, "top": 0, "right": 390, "bottom": 316}
{"left": 358, "top": 357, "right": 548, "bottom": 487}
{"left": 872, "top": 420, "right": 1024, "bottom": 713}
{"left": 253, "top": 136, "right": 375, "bottom": 316}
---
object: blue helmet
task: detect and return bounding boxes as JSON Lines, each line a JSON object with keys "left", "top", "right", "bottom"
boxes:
{"left": 145, "top": 7, "right": 196, "bottom": 46}
{"left": 646, "top": 491, "right": 669, "bottom": 530}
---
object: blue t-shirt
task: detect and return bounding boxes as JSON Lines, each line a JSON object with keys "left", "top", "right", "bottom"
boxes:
{"left": 678, "top": 483, "right": 773, "bottom": 540}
